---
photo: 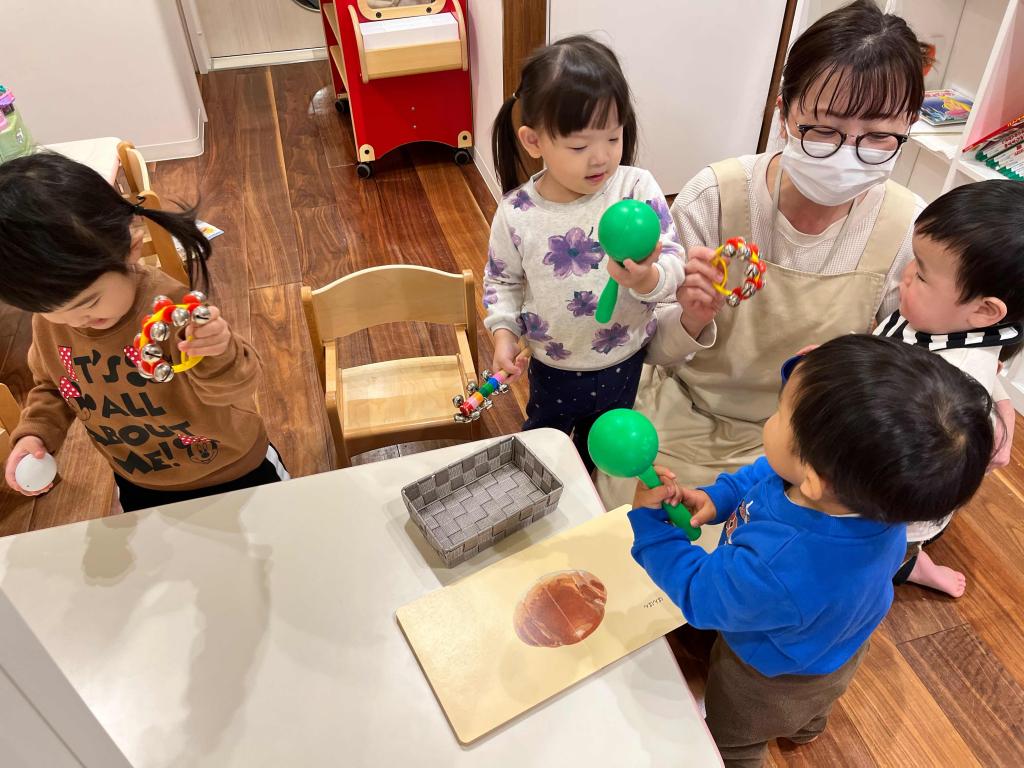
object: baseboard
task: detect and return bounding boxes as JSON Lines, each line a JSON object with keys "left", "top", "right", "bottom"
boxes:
{"left": 473, "top": 154, "right": 501, "bottom": 203}
{"left": 138, "top": 107, "right": 206, "bottom": 161}
{"left": 210, "top": 47, "right": 328, "bottom": 70}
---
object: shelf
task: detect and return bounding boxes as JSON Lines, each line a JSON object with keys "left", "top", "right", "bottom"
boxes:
{"left": 910, "top": 132, "right": 962, "bottom": 161}
{"left": 325, "top": 3, "right": 342, "bottom": 44}
{"left": 329, "top": 45, "right": 348, "bottom": 90}
{"left": 955, "top": 154, "right": 1013, "bottom": 181}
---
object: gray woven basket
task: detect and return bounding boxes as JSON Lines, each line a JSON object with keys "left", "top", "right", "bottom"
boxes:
{"left": 401, "top": 436, "right": 563, "bottom": 567}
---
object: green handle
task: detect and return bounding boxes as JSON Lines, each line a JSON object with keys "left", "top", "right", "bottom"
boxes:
{"left": 638, "top": 465, "right": 701, "bottom": 541}
{"left": 595, "top": 277, "right": 619, "bottom": 324}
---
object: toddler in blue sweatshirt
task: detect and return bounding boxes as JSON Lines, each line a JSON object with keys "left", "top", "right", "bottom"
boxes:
{"left": 629, "top": 335, "right": 994, "bottom": 768}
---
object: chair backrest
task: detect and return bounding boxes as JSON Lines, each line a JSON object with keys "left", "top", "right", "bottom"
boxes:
{"left": 117, "top": 140, "right": 151, "bottom": 197}
{"left": 131, "top": 190, "right": 191, "bottom": 286}
{"left": 303, "top": 265, "right": 475, "bottom": 384}
{"left": 0, "top": 383, "right": 19, "bottom": 466}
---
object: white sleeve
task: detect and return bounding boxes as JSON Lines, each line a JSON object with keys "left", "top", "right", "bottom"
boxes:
{"left": 482, "top": 203, "right": 525, "bottom": 337}
{"left": 628, "top": 170, "right": 685, "bottom": 303}
{"left": 645, "top": 303, "right": 717, "bottom": 366}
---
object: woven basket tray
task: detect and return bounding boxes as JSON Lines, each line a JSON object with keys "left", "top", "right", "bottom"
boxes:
{"left": 401, "top": 436, "right": 564, "bottom": 567}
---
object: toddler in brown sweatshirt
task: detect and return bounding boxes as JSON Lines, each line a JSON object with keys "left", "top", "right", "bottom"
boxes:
{"left": 0, "top": 153, "right": 287, "bottom": 512}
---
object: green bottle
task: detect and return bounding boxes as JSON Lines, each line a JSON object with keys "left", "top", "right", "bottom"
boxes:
{"left": 0, "top": 86, "right": 35, "bottom": 163}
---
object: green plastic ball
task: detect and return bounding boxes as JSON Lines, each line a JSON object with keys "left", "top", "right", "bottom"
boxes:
{"left": 587, "top": 408, "right": 660, "bottom": 478}
{"left": 598, "top": 200, "right": 661, "bottom": 263}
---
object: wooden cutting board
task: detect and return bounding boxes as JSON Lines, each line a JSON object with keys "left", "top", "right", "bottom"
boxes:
{"left": 396, "top": 505, "right": 686, "bottom": 744}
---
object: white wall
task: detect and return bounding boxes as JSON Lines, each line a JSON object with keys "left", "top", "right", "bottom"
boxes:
{"left": 3, "top": 0, "right": 206, "bottom": 160}
{"left": 550, "top": 0, "right": 787, "bottom": 194}
{"left": 467, "top": 1, "right": 505, "bottom": 200}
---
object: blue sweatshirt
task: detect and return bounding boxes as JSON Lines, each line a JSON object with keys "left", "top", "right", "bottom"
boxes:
{"left": 629, "top": 458, "right": 906, "bottom": 677}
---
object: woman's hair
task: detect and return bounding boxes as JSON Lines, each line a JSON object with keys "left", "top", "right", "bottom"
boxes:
{"left": 788, "top": 335, "right": 994, "bottom": 524}
{"left": 491, "top": 35, "right": 637, "bottom": 194}
{"left": 780, "top": 0, "right": 930, "bottom": 122}
{"left": 0, "top": 152, "right": 211, "bottom": 313}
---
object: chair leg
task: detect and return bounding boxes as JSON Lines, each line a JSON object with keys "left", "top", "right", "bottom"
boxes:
{"left": 326, "top": 400, "right": 351, "bottom": 469}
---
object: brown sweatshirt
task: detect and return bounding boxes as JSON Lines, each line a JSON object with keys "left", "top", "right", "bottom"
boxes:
{"left": 11, "top": 266, "right": 269, "bottom": 491}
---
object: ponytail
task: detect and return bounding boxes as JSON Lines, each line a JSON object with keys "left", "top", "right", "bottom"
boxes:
{"left": 492, "top": 95, "right": 526, "bottom": 195}
{"left": 134, "top": 201, "right": 212, "bottom": 293}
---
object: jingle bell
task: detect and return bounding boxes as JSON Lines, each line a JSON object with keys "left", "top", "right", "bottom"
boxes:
{"left": 191, "top": 304, "right": 213, "bottom": 325}
{"left": 152, "top": 295, "right": 174, "bottom": 313}
{"left": 149, "top": 321, "right": 170, "bottom": 342}
{"left": 171, "top": 307, "right": 191, "bottom": 327}
{"left": 726, "top": 294, "right": 741, "bottom": 308}
{"left": 141, "top": 344, "right": 165, "bottom": 364}
{"left": 184, "top": 291, "right": 207, "bottom": 305}
{"left": 153, "top": 362, "right": 175, "bottom": 383}
{"left": 452, "top": 394, "right": 465, "bottom": 407}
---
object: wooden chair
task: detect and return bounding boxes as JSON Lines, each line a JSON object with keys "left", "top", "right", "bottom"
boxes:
{"left": 117, "top": 141, "right": 190, "bottom": 286}
{"left": 302, "top": 265, "right": 482, "bottom": 467}
{"left": 0, "top": 383, "right": 20, "bottom": 467}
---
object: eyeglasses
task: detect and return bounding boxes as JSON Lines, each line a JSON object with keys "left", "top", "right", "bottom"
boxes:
{"left": 796, "top": 124, "right": 909, "bottom": 165}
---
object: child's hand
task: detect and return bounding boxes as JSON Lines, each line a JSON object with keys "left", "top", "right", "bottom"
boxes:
{"left": 179, "top": 305, "right": 232, "bottom": 357}
{"left": 633, "top": 464, "right": 682, "bottom": 508}
{"left": 607, "top": 243, "right": 662, "bottom": 295}
{"left": 492, "top": 329, "right": 529, "bottom": 382}
{"left": 677, "top": 246, "right": 726, "bottom": 338}
{"left": 4, "top": 435, "right": 53, "bottom": 496}
{"left": 678, "top": 488, "right": 718, "bottom": 528}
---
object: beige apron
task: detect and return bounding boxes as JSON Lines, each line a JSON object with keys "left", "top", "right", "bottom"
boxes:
{"left": 596, "top": 156, "right": 916, "bottom": 545}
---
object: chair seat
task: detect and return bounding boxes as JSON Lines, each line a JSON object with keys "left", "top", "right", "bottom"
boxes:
{"left": 340, "top": 355, "right": 467, "bottom": 439}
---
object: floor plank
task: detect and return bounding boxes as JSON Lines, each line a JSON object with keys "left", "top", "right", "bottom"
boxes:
{"left": 839, "top": 632, "right": 982, "bottom": 767}
{"left": 899, "top": 624, "right": 1024, "bottom": 767}
{"left": 249, "top": 282, "right": 332, "bottom": 477}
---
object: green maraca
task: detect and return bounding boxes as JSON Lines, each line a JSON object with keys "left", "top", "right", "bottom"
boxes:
{"left": 588, "top": 408, "right": 700, "bottom": 541}
{"left": 595, "top": 199, "right": 661, "bottom": 324}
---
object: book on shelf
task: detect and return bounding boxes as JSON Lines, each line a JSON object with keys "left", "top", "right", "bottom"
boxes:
{"left": 920, "top": 89, "right": 973, "bottom": 126}
{"left": 963, "top": 113, "right": 1024, "bottom": 155}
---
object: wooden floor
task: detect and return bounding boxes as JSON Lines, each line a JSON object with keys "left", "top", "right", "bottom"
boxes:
{"left": 2, "top": 61, "right": 1023, "bottom": 765}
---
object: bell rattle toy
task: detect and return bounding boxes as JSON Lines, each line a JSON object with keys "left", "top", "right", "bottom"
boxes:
{"left": 711, "top": 237, "right": 766, "bottom": 307}
{"left": 453, "top": 369, "right": 512, "bottom": 423}
{"left": 588, "top": 408, "right": 700, "bottom": 541}
{"left": 132, "top": 292, "right": 212, "bottom": 383}
{"left": 595, "top": 199, "right": 662, "bottom": 324}
{"left": 15, "top": 452, "right": 57, "bottom": 493}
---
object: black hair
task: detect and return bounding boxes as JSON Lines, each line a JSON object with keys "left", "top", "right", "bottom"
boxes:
{"left": 916, "top": 180, "right": 1024, "bottom": 325}
{"left": 787, "top": 334, "right": 994, "bottom": 524}
{"left": 492, "top": 35, "right": 637, "bottom": 194}
{"left": 780, "top": 0, "right": 930, "bottom": 122}
{"left": 0, "top": 152, "right": 211, "bottom": 313}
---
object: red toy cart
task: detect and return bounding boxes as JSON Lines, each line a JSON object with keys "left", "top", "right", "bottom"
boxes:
{"left": 319, "top": 0, "right": 474, "bottom": 178}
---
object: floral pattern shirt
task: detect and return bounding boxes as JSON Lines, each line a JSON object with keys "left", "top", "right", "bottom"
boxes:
{"left": 483, "top": 166, "right": 684, "bottom": 370}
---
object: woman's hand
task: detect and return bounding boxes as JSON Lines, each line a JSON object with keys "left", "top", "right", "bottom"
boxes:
{"left": 607, "top": 243, "right": 662, "bottom": 295}
{"left": 492, "top": 329, "right": 529, "bottom": 382}
{"left": 179, "top": 305, "right": 232, "bottom": 357}
{"left": 678, "top": 246, "right": 726, "bottom": 338}
{"left": 4, "top": 435, "right": 52, "bottom": 496}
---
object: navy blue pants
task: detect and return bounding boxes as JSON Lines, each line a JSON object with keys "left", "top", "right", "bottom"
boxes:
{"left": 523, "top": 347, "right": 646, "bottom": 473}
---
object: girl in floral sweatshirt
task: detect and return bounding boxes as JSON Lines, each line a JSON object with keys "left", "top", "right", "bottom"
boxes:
{"left": 484, "top": 36, "right": 684, "bottom": 469}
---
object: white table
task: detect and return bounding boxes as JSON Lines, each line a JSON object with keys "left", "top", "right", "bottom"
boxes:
{"left": 0, "top": 429, "right": 720, "bottom": 767}
{"left": 45, "top": 137, "right": 122, "bottom": 184}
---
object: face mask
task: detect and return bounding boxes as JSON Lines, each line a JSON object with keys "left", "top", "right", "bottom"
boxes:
{"left": 779, "top": 132, "right": 898, "bottom": 206}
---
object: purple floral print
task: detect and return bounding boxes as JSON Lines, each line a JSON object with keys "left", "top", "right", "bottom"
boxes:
{"left": 482, "top": 285, "right": 498, "bottom": 308}
{"left": 592, "top": 323, "right": 630, "bottom": 354}
{"left": 485, "top": 247, "right": 507, "bottom": 279}
{"left": 646, "top": 197, "right": 672, "bottom": 233}
{"left": 520, "top": 311, "right": 552, "bottom": 341}
{"left": 544, "top": 341, "right": 572, "bottom": 361}
{"left": 543, "top": 227, "right": 604, "bottom": 278}
{"left": 511, "top": 189, "right": 535, "bottom": 211}
{"left": 644, "top": 317, "right": 658, "bottom": 341}
{"left": 510, "top": 226, "right": 522, "bottom": 249}
{"left": 566, "top": 290, "right": 598, "bottom": 317}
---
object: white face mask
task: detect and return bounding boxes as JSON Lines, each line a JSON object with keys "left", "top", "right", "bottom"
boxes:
{"left": 779, "top": 132, "right": 899, "bottom": 207}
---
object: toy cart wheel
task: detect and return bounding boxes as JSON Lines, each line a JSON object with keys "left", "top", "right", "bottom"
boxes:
{"left": 454, "top": 148, "right": 472, "bottom": 166}
{"left": 356, "top": 162, "right": 374, "bottom": 179}
{"left": 335, "top": 98, "right": 349, "bottom": 114}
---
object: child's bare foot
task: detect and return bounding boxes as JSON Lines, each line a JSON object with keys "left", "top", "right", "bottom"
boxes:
{"left": 908, "top": 550, "right": 966, "bottom": 598}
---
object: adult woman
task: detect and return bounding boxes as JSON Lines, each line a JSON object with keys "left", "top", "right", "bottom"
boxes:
{"left": 598, "top": 1, "right": 929, "bottom": 512}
